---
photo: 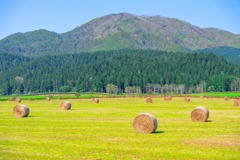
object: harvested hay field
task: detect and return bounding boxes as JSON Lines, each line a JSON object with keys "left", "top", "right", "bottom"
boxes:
{"left": 13, "top": 104, "right": 30, "bottom": 118}
{"left": 0, "top": 97, "right": 239, "bottom": 160}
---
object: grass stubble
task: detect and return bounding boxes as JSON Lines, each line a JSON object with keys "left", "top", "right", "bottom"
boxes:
{"left": 0, "top": 97, "right": 239, "bottom": 160}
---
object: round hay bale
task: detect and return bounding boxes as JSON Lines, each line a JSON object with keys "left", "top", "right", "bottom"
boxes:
{"left": 234, "top": 99, "right": 240, "bottom": 106}
{"left": 191, "top": 106, "right": 209, "bottom": 122}
{"left": 9, "top": 98, "right": 13, "bottom": 101}
{"left": 45, "top": 97, "right": 51, "bottom": 101}
{"left": 92, "top": 98, "right": 99, "bottom": 103}
{"left": 13, "top": 104, "right": 30, "bottom": 118}
{"left": 164, "top": 96, "right": 172, "bottom": 101}
{"left": 15, "top": 98, "right": 21, "bottom": 103}
{"left": 60, "top": 101, "right": 71, "bottom": 110}
{"left": 184, "top": 97, "right": 190, "bottom": 102}
{"left": 224, "top": 97, "right": 228, "bottom": 100}
{"left": 199, "top": 95, "right": 204, "bottom": 99}
{"left": 133, "top": 113, "right": 158, "bottom": 134}
{"left": 146, "top": 97, "right": 152, "bottom": 103}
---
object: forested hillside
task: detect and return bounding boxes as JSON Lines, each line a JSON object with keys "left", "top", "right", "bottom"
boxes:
{"left": 0, "top": 53, "right": 30, "bottom": 73}
{"left": 1, "top": 49, "right": 240, "bottom": 95}
{"left": 197, "top": 46, "right": 240, "bottom": 65}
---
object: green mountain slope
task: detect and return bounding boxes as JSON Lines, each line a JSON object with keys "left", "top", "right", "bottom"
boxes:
{"left": 0, "top": 49, "right": 239, "bottom": 95}
{"left": 0, "top": 53, "right": 30, "bottom": 73}
{"left": 197, "top": 46, "right": 240, "bottom": 65}
{"left": 0, "top": 13, "right": 240, "bottom": 57}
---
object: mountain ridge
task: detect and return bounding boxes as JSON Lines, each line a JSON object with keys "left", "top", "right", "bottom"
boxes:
{"left": 0, "top": 13, "right": 240, "bottom": 58}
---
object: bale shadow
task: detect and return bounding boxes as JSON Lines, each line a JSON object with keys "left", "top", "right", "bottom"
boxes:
{"left": 153, "top": 130, "right": 164, "bottom": 134}
{"left": 25, "top": 116, "right": 35, "bottom": 118}
{"left": 207, "top": 120, "right": 212, "bottom": 122}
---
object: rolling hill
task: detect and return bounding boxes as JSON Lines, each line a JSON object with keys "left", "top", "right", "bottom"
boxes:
{"left": 0, "top": 13, "right": 240, "bottom": 61}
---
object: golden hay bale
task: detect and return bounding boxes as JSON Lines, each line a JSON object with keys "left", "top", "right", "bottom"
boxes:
{"left": 9, "top": 98, "right": 13, "bottom": 101}
{"left": 133, "top": 113, "right": 158, "bottom": 134}
{"left": 224, "top": 97, "right": 228, "bottom": 100}
{"left": 234, "top": 99, "right": 240, "bottom": 106}
{"left": 199, "top": 95, "right": 204, "bottom": 99}
{"left": 184, "top": 97, "right": 190, "bottom": 102}
{"left": 45, "top": 97, "right": 51, "bottom": 101}
{"left": 13, "top": 104, "right": 30, "bottom": 118}
{"left": 15, "top": 98, "right": 21, "bottom": 103}
{"left": 92, "top": 98, "right": 99, "bottom": 103}
{"left": 164, "top": 96, "right": 172, "bottom": 101}
{"left": 146, "top": 97, "right": 152, "bottom": 103}
{"left": 60, "top": 101, "right": 71, "bottom": 110}
{"left": 191, "top": 106, "right": 209, "bottom": 122}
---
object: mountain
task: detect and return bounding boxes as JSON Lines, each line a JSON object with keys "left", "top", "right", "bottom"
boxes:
{"left": 1, "top": 49, "right": 239, "bottom": 95}
{"left": 0, "top": 13, "right": 240, "bottom": 58}
{"left": 197, "top": 46, "right": 240, "bottom": 65}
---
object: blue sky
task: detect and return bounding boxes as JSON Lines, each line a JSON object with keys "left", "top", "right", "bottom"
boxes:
{"left": 0, "top": 0, "right": 239, "bottom": 40}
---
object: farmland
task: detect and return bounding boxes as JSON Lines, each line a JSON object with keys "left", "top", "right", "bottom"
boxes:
{"left": 0, "top": 97, "right": 239, "bottom": 160}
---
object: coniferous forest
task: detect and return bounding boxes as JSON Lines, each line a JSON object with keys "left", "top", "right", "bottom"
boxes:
{"left": 0, "top": 49, "right": 240, "bottom": 95}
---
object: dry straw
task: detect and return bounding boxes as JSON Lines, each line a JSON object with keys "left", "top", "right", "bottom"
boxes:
{"left": 184, "top": 97, "right": 190, "bottom": 102}
{"left": 92, "top": 98, "right": 99, "bottom": 103}
{"left": 224, "top": 97, "right": 228, "bottom": 100}
{"left": 234, "top": 99, "right": 240, "bottom": 106}
{"left": 133, "top": 113, "right": 158, "bottom": 134}
{"left": 15, "top": 98, "right": 21, "bottom": 103}
{"left": 146, "top": 97, "right": 152, "bottom": 103}
{"left": 13, "top": 104, "right": 30, "bottom": 118}
{"left": 60, "top": 101, "right": 71, "bottom": 110}
{"left": 164, "top": 96, "right": 172, "bottom": 101}
{"left": 191, "top": 106, "right": 209, "bottom": 122}
{"left": 45, "top": 97, "right": 51, "bottom": 101}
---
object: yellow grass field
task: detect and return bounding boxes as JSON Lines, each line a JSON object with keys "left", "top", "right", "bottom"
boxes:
{"left": 0, "top": 97, "right": 239, "bottom": 160}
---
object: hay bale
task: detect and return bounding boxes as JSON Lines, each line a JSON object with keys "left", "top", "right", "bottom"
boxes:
{"left": 184, "top": 97, "right": 190, "bottom": 102}
{"left": 13, "top": 104, "right": 30, "bottom": 118}
{"left": 15, "top": 98, "right": 21, "bottom": 103}
{"left": 92, "top": 98, "right": 99, "bottom": 103}
{"left": 224, "top": 97, "right": 228, "bottom": 100}
{"left": 199, "top": 95, "right": 204, "bottom": 99}
{"left": 133, "top": 113, "right": 158, "bottom": 134}
{"left": 9, "top": 98, "right": 13, "bottom": 101}
{"left": 191, "top": 106, "right": 209, "bottom": 122}
{"left": 60, "top": 101, "right": 71, "bottom": 110}
{"left": 146, "top": 97, "right": 152, "bottom": 103}
{"left": 164, "top": 96, "right": 172, "bottom": 101}
{"left": 45, "top": 97, "right": 51, "bottom": 101}
{"left": 234, "top": 99, "right": 240, "bottom": 106}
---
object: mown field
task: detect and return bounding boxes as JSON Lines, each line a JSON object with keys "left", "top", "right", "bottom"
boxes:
{"left": 0, "top": 97, "right": 239, "bottom": 160}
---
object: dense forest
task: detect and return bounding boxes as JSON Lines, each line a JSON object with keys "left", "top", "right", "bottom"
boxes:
{"left": 0, "top": 49, "right": 240, "bottom": 95}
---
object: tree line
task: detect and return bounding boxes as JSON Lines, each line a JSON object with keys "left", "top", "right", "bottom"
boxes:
{"left": 0, "top": 49, "right": 240, "bottom": 95}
